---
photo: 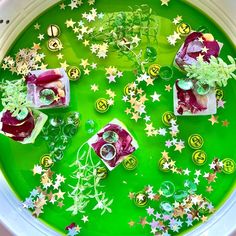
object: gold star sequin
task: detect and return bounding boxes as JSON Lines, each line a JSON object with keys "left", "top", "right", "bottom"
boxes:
{"left": 222, "top": 120, "right": 230, "bottom": 127}
{"left": 208, "top": 115, "right": 219, "bottom": 125}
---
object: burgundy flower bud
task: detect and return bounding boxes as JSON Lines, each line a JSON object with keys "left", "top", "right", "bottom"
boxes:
{"left": 65, "top": 223, "right": 77, "bottom": 230}
{"left": 0, "top": 110, "right": 35, "bottom": 141}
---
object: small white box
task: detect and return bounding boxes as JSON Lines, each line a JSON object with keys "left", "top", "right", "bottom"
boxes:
{"left": 88, "top": 119, "right": 138, "bottom": 170}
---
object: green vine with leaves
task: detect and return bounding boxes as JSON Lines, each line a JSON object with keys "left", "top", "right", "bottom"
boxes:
{"left": 67, "top": 142, "right": 113, "bottom": 215}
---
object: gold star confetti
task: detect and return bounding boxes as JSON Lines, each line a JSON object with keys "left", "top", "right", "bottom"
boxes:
{"left": 161, "top": 150, "right": 169, "bottom": 160}
{"left": 57, "top": 53, "right": 63, "bottom": 60}
{"left": 65, "top": 19, "right": 76, "bottom": 28}
{"left": 145, "top": 77, "right": 154, "bottom": 86}
{"left": 68, "top": 1, "right": 78, "bottom": 10}
{"left": 57, "top": 201, "right": 64, "bottom": 208}
{"left": 59, "top": 3, "right": 66, "bottom": 10}
{"left": 160, "top": 0, "right": 170, "bottom": 6}
{"left": 57, "top": 189, "right": 65, "bottom": 199}
{"left": 201, "top": 46, "right": 209, "bottom": 53}
{"left": 128, "top": 220, "right": 135, "bottom": 227}
{"left": 208, "top": 115, "right": 219, "bottom": 125}
{"left": 128, "top": 192, "right": 135, "bottom": 199}
{"left": 37, "top": 34, "right": 44, "bottom": 41}
{"left": 88, "top": 0, "right": 95, "bottom": 5}
{"left": 150, "top": 92, "right": 161, "bottom": 102}
{"left": 206, "top": 186, "right": 213, "bottom": 193}
{"left": 32, "top": 43, "right": 41, "bottom": 50}
{"left": 33, "top": 165, "right": 43, "bottom": 175}
{"left": 107, "top": 99, "right": 114, "bottom": 106}
{"left": 165, "top": 84, "right": 172, "bottom": 92}
{"left": 34, "top": 23, "right": 40, "bottom": 30}
{"left": 83, "top": 40, "right": 90, "bottom": 46}
{"left": 80, "top": 59, "right": 89, "bottom": 68}
{"left": 222, "top": 120, "right": 230, "bottom": 127}
{"left": 91, "top": 84, "right": 99, "bottom": 92}
{"left": 206, "top": 173, "right": 217, "bottom": 184}
{"left": 80, "top": 215, "right": 88, "bottom": 223}
{"left": 173, "top": 15, "right": 182, "bottom": 25}
{"left": 198, "top": 37, "right": 204, "bottom": 43}
{"left": 139, "top": 217, "right": 148, "bottom": 228}
{"left": 84, "top": 68, "right": 90, "bottom": 75}
{"left": 174, "top": 143, "right": 184, "bottom": 152}
{"left": 131, "top": 113, "right": 141, "bottom": 122}
{"left": 60, "top": 61, "right": 69, "bottom": 70}
{"left": 201, "top": 215, "right": 208, "bottom": 222}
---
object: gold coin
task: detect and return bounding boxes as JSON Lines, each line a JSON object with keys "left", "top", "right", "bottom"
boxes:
{"left": 67, "top": 66, "right": 81, "bottom": 81}
{"left": 40, "top": 154, "right": 54, "bottom": 169}
{"left": 215, "top": 88, "right": 224, "bottom": 101}
{"left": 134, "top": 192, "right": 148, "bottom": 207}
{"left": 188, "top": 134, "right": 204, "bottom": 149}
{"left": 192, "top": 150, "right": 207, "bottom": 166}
{"left": 177, "top": 22, "right": 191, "bottom": 36}
{"left": 222, "top": 158, "right": 236, "bottom": 174}
{"left": 158, "top": 158, "right": 170, "bottom": 172}
{"left": 95, "top": 98, "right": 109, "bottom": 113}
{"left": 123, "top": 155, "right": 138, "bottom": 170}
{"left": 124, "top": 84, "right": 131, "bottom": 95}
{"left": 162, "top": 111, "right": 176, "bottom": 126}
{"left": 96, "top": 167, "right": 108, "bottom": 179}
{"left": 148, "top": 64, "right": 160, "bottom": 78}
{"left": 47, "top": 38, "right": 62, "bottom": 52}
{"left": 47, "top": 24, "right": 60, "bottom": 37}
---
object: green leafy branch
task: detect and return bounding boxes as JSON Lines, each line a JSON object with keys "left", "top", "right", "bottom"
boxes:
{"left": 184, "top": 56, "right": 236, "bottom": 87}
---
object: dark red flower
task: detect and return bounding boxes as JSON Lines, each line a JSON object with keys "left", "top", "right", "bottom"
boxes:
{"left": 92, "top": 124, "right": 135, "bottom": 168}
{"left": 176, "top": 80, "right": 207, "bottom": 115}
{"left": 175, "top": 32, "right": 220, "bottom": 70}
{"left": 26, "top": 70, "right": 62, "bottom": 86}
{"left": 0, "top": 110, "right": 35, "bottom": 141}
{"left": 65, "top": 223, "right": 77, "bottom": 230}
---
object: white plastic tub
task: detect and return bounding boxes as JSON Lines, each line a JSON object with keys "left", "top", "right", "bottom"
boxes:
{"left": 0, "top": 0, "right": 235, "bottom": 235}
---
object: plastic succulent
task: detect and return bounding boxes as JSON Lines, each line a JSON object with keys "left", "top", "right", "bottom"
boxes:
{"left": 0, "top": 79, "right": 29, "bottom": 117}
{"left": 184, "top": 56, "right": 236, "bottom": 87}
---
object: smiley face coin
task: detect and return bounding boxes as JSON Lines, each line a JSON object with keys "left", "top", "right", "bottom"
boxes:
{"left": 188, "top": 134, "right": 204, "bottom": 149}
{"left": 148, "top": 64, "right": 160, "bottom": 78}
{"left": 177, "top": 22, "right": 191, "bottom": 36}
{"left": 67, "top": 66, "right": 81, "bottom": 81}
{"left": 95, "top": 98, "right": 110, "bottom": 113}
{"left": 134, "top": 192, "right": 148, "bottom": 207}
{"left": 162, "top": 111, "right": 176, "bottom": 126}
{"left": 47, "top": 38, "right": 62, "bottom": 52}
{"left": 40, "top": 154, "right": 54, "bottom": 169}
{"left": 215, "top": 88, "right": 224, "bottom": 101}
{"left": 222, "top": 158, "right": 236, "bottom": 174}
{"left": 192, "top": 150, "right": 207, "bottom": 166}
{"left": 47, "top": 24, "right": 60, "bottom": 37}
{"left": 123, "top": 155, "right": 138, "bottom": 170}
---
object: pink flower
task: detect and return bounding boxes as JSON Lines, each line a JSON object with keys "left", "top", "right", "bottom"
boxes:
{"left": 175, "top": 32, "right": 220, "bottom": 70}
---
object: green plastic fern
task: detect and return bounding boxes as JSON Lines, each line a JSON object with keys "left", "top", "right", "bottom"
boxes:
{"left": 184, "top": 56, "right": 236, "bottom": 87}
{"left": 0, "top": 79, "right": 29, "bottom": 117}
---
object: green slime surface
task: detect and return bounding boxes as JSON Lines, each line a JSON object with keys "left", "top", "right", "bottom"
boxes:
{"left": 0, "top": 0, "right": 236, "bottom": 235}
